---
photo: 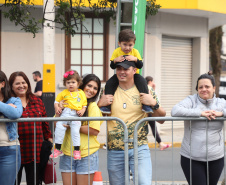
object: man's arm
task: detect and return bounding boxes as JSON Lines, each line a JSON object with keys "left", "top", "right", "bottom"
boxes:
{"left": 140, "top": 92, "right": 166, "bottom": 124}
{"left": 97, "top": 93, "right": 114, "bottom": 108}
{"left": 34, "top": 80, "right": 42, "bottom": 97}
{"left": 151, "top": 107, "right": 166, "bottom": 123}
{"left": 34, "top": 91, "right": 42, "bottom": 97}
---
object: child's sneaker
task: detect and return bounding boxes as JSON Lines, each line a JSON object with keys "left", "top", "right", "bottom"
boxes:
{"left": 102, "top": 144, "right": 107, "bottom": 150}
{"left": 100, "top": 106, "right": 111, "bottom": 114}
{"left": 50, "top": 149, "right": 64, "bottom": 159}
{"left": 73, "top": 150, "right": 81, "bottom": 160}
{"left": 142, "top": 105, "right": 154, "bottom": 113}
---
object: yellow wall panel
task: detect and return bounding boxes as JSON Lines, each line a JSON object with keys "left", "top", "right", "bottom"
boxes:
{"left": 198, "top": 0, "right": 226, "bottom": 14}
{"left": 43, "top": 64, "right": 55, "bottom": 93}
{"left": 156, "top": 0, "right": 226, "bottom": 14}
{"left": 0, "top": 0, "right": 43, "bottom": 5}
{"left": 2, "top": 0, "right": 225, "bottom": 14}
{"left": 156, "top": 0, "right": 197, "bottom": 9}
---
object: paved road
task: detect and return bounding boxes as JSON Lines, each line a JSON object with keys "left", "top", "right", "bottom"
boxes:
{"left": 20, "top": 147, "right": 225, "bottom": 184}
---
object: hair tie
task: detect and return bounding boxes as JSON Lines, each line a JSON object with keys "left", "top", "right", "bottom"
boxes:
{"left": 208, "top": 71, "right": 213, "bottom": 75}
{"left": 64, "top": 71, "right": 74, "bottom": 78}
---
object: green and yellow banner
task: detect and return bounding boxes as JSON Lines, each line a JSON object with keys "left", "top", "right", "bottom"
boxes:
{"left": 132, "top": 0, "right": 147, "bottom": 74}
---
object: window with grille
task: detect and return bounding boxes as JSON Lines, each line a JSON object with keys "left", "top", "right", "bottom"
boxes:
{"left": 65, "top": 15, "right": 109, "bottom": 81}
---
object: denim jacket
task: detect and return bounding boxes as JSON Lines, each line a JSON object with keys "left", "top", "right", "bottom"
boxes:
{"left": 0, "top": 97, "right": 23, "bottom": 141}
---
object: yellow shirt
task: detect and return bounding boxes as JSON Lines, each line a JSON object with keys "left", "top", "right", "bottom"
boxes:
{"left": 55, "top": 89, "right": 87, "bottom": 110}
{"left": 110, "top": 47, "right": 142, "bottom": 74}
{"left": 107, "top": 86, "right": 149, "bottom": 150}
{"left": 61, "top": 102, "right": 103, "bottom": 158}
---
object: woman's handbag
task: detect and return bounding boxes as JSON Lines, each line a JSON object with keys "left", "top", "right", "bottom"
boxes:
{"left": 43, "top": 159, "right": 57, "bottom": 184}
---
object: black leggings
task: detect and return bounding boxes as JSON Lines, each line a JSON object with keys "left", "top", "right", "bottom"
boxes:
{"left": 181, "top": 155, "right": 224, "bottom": 185}
{"left": 15, "top": 162, "right": 40, "bottom": 185}
{"left": 148, "top": 120, "right": 161, "bottom": 143}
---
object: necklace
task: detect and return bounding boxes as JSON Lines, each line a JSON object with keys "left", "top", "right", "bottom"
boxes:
{"left": 70, "top": 91, "right": 81, "bottom": 102}
{"left": 118, "top": 85, "right": 135, "bottom": 91}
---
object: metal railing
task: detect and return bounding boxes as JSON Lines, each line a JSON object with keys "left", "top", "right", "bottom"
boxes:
{"left": 1, "top": 117, "right": 128, "bottom": 185}
{"left": 134, "top": 117, "right": 226, "bottom": 185}
{"left": 2, "top": 116, "right": 226, "bottom": 185}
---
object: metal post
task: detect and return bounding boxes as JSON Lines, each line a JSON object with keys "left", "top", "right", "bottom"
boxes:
{"left": 70, "top": 121, "right": 73, "bottom": 185}
{"left": 42, "top": 0, "right": 55, "bottom": 118}
{"left": 51, "top": 121, "right": 55, "bottom": 184}
{"left": 189, "top": 120, "right": 192, "bottom": 185}
{"left": 154, "top": 120, "right": 157, "bottom": 185}
{"left": 124, "top": 126, "right": 129, "bottom": 185}
{"left": 206, "top": 120, "right": 209, "bottom": 185}
{"left": 105, "top": 116, "right": 108, "bottom": 185}
{"left": 34, "top": 121, "right": 36, "bottom": 185}
{"left": 224, "top": 121, "right": 226, "bottom": 185}
{"left": 172, "top": 120, "right": 174, "bottom": 185}
{"left": 88, "top": 121, "right": 90, "bottom": 185}
{"left": 16, "top": 122, "right": 18, "bottom": 185}
{"left": 115, "top": 0, "right": 121, "bottom": 47}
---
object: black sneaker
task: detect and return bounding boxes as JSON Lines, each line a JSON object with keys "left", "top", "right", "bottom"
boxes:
{"left": 100, "top": 106, "right": 111, "bottom": 114}
{"left": 142, "top": 105, "right": 153, "bottom": 113}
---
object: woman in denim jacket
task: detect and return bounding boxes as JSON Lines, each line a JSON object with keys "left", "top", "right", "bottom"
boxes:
{"left": 0, "top": 71, "right": 23, "bottom": 185}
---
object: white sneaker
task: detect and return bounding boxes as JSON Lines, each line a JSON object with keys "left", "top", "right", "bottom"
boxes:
{"left": 103, "top": 144, "right": 107, "bottom": 150}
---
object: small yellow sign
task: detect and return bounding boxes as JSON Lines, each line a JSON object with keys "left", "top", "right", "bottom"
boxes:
{"left": 43, "top": 64, "right": 55, "bottom": 93}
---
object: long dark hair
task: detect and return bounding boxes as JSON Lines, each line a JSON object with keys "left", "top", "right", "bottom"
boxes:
{"left": 80, "top": 74, "right": 101, "bottom": 117}
{"left": 9, "top": 71, "right": 33, "bottom": 100}
{"left": 0, "top": 71, "right": 11, "bottom": 103}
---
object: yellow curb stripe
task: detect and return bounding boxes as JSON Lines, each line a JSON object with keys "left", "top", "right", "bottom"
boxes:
{"left": 100, "top": 142, "right": 226, "bottom": 149}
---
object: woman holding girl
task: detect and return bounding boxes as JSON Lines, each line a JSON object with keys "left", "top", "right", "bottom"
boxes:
{"left": 0, "top": 71, "right": 23, "bottom": 185}
{"left": 9, "top": 71, "right": 52, "bottom": 185}
{"left": 171, "top": 72, "right": 225, "bottom": 185}
{"left": 59, "top": 74, "right": 103, "bottom": 185}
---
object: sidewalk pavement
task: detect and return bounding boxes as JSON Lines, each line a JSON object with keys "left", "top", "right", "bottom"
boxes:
{"left": 20, "top": 126, "right": 226, "bottom": 185}
{"left": 147, "top": 126, "right": 184, "bottom": 148}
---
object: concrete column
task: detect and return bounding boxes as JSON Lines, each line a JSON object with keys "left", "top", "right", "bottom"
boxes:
{"left": 43, "top": 0, "right": 55, "bottom": 64}
{"left": 43, "top": 0, "right": 55, "bottom": 117}
{"left": 144, "top": 32, "right": 162, "bottom": 98}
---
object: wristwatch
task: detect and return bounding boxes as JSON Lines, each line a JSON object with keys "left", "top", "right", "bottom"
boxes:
{"left": 152, "top": 102, "right": 160, "bottom": 110}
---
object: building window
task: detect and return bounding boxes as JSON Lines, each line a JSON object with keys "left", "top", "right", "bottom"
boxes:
{"left": 65, "top": 15, "right": 109, "bottom": 81}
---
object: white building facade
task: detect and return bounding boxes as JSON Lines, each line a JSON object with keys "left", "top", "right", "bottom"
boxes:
{"left": 1, "top": 0, "right": 226, "bottom": 132}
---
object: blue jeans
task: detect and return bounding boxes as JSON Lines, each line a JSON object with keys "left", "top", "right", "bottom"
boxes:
{"left": 0, "top": 145, "right": 21, "bottom": 185}
{"left": 108, "top": 144, "right": 152, "bottom": 185}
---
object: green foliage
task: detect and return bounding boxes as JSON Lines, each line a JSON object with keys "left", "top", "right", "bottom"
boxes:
{"left": 91, "top": 0, "right": 116, "bottom": 22}
{"left": 1, "top": 0, "right": 160, "bottom": 37}
{"left": 2, "top": 0, "right": 41, "bottom": 37}
{"left": 54, "top": 0, "right": 116, "bottom": 36}
{"left": 146, "top": 0, "right": 161, "bottom": 18}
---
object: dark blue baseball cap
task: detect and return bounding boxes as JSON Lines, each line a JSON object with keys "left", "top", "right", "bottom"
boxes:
{"left": 115, "top": 59, "right": 136, "bottom": 69}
